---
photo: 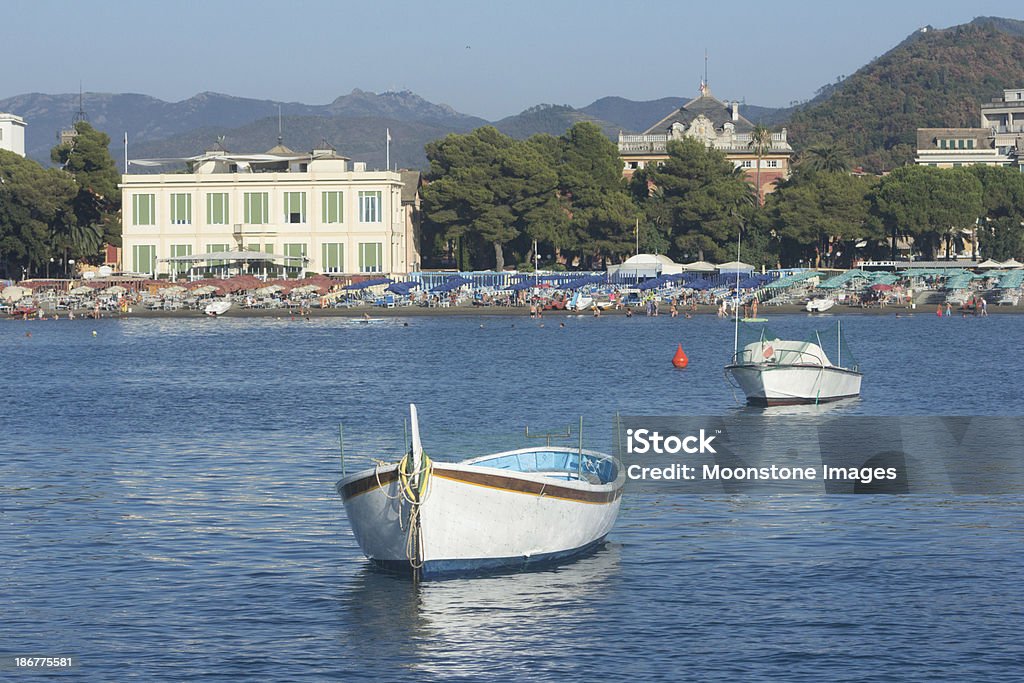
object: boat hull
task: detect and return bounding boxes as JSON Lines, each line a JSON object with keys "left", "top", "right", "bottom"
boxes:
{"left": 338, "top": 460, "right": 623, "bottom": 579}
{"left": 727, "top": 363, "right": 862, "bottom": 406}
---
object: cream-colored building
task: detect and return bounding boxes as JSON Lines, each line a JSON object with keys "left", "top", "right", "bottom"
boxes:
{"left": 121, "top": 143, "right": 420, "bottom": 278}
{"left": 0, "top": 112, "right": 27, "bottom": 157}
{"left": 916, "top": 88, "right": 1024, "bottom": 171}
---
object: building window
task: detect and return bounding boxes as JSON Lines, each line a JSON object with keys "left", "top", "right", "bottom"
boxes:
{"left": 170, "top": 244, "right": 192, "bottom": 276}
{"left": 359, "top": 242, "right": 383, "bottom": 273}
{"left": 284, "top": 191, "right": 306, "bottom": 224}
{"left": 170, "top": 193, "right": 192, "bottom": 225}
{"left": 359, "top": 191, "right": 382, "bottom": 223}
{"left": 322, "top": 191, "right": 344, "bottom": 224}
{"left": 133, "top": 194, "right": 155, "bottom": 226}
{"left": 764, "top": 160, "right": 779, "bottom": 168}
{"left": 322, "top": 243, "right": 345, "bottom": 273}
{"left": 132, "top": 244, "right": 156, "bottom": 274}
{"left": 967, "top": 139, "right": 975, "bottom": 150}
{"left": 741, "top": 160, "right": 753, "bottom": 168}
{"left": 283, "top": 243, "right": 307, "bottom": 276}
{"left": 207, "top": 193, "right": 229, "bottom": 224}
{"left": 244, "top": 192, "right": 269, "bottom": 224}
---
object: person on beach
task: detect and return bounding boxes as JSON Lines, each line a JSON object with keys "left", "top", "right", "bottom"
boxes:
{"left": 945, "top": 302, "right": 952, "bottom": 317}
{"left": 936, "top": 305, "right": 943, "bottom": 318}
{"left": 670, "top": 299, "right": 678, "bottom": 318}
{"left": 625, "top": 307, "right": 633, "bottom": 318}
{"left": 981, "top": 297, "right": 988, "bottom": 316}
{"left": 751, "top": 297, "right": 759, "bottom": 318}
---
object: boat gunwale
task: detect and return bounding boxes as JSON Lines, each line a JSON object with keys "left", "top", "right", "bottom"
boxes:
{"left": 337, "top": 450, "right": 626, "bottom": 504}
{"left": 725, "top": 362, "right": 863, "bottom": 377}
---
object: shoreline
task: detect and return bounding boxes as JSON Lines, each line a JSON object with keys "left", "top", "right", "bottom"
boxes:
{"left": 5, "top": 303, "right": 1020, "bottom": 320}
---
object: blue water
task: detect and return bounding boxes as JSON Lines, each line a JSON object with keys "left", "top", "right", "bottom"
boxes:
{"left": 2, "top": 313, "right": 1022, "bottom": 681}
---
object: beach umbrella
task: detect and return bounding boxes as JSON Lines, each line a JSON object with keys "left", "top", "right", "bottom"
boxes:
{"left": 344, "top": 277, "right": 393, "bottom": 291}
{"left": 69, "top": 285, "right": 93, "bottom": 296}
{"left": 1, "top": 285, "right": 32, "bottom": 301}
{"left": 102, "top": 285, "right": 127, "bottom": 295}
{"left": 685, "top": 278, "right": 713, "bottom": 291}
{"left": 386, "top": 281, "right": 420, "bottom": 295}
{"left": 869, "top": 283, "right": 893, "bottom": 291}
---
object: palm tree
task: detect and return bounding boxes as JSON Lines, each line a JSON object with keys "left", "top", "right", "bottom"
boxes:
{"left": 800, "top": 144, "right": 851, "bottom": 174}
{"left": 747, "top": 124, "right": 773, "bottom": 205}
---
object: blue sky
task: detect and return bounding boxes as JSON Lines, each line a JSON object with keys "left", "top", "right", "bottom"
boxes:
{"left": 4, "top": 0, "right": 1020, "bottom": 119}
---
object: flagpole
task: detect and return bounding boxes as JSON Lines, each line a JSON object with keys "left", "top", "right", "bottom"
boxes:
{"left": 124, "top": 132, "right": 128, "bottom": 173}
{"left": 386, "top": 128, "right": 391, "bottom": 171}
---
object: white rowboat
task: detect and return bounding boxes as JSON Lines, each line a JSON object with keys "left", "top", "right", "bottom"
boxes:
{"left": 337, "top": 405, "right": 625, "bottom": 579}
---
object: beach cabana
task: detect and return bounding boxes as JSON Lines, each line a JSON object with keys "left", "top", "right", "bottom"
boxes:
{"left": 682, "top": 261, "right": 716, "bottom": 272}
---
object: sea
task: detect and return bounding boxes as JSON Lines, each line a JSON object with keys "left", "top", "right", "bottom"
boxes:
{"left": 2, "top": 312, "right": 1022, "bottom": 681}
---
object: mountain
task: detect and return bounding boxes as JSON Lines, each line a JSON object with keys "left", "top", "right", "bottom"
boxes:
{"left": 786, "top": 16, "right": 1024, "bottom": 172}
{"left": 493, "top": 104, "right": 619, "bottom": 139}
{"left": 0, "top": 89, "right": 487, "bottom": 167}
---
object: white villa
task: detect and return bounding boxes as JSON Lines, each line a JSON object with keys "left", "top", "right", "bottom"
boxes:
{"left": 916, "top": 88, "right": 1024, "bottom": 171}
{"left": 0, "top": 112, "right": 27, "bottom": 157}
{"left": 120, "top": 142, "right": 421, "bottom": 278}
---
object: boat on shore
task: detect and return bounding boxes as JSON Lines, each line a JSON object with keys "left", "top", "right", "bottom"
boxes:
{"left": 204, "top": 300, "right": 232, "bottom": 316}
{"left": 805, "top": 297, "right": 835, "bottom": 313}
{"left": 336, "top": 405, "right": 625, "bottom": 580}
{"left": 725, "top": 322, "right": 862, "bottom": 406}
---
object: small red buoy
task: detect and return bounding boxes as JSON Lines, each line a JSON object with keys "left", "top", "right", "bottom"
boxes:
{"left": 672, "top": 343, "right": 688, "bottom": 368}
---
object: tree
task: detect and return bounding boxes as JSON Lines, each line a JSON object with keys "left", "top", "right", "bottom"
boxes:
{"left": 0, "top": 150, "right": 77, "bottom": 279}
{"left": 631, "top": 139, "right": 755, "bottom": 263}
{"left": 50, "top": 121, "right": 122, "bottom": 252}
{"left": 872, "top": 165, "right": 982, "bottom": 260}
{"left": 549, "top": 122, "right": 636, "bottom": 265}
{"left": 767, "top": 170, "right": 879, "bottom": 267}
{"left": 422, "top": 127, "right": 558, "bottom": 271}
{"left": 799, "top": 144, "right": 852, "bottom": 174}
{"left": 969, "top": 165, "right": 1024, "bottom": 260}
{"left": 747, "top": 124, "right": 773, "bottom": 205}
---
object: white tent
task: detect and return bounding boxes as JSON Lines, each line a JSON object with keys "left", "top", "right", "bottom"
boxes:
{"left": 999, "top": 258, "right": 1023, "bottom": 269}
{"left": 976, "top": 258, "right": 1004, "bottom": 269}
{"left": 682, "top": 260, "right": 717, "bottom": 272}
{"left": 716, "top": 261, "right": 754, "bottom": 272}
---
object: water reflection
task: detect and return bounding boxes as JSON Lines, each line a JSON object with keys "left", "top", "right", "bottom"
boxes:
{"left": 339, "top": 544, "right": 622, "bottom": 677}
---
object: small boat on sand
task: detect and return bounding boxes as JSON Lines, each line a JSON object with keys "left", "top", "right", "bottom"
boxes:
{"left": 204, "top": 300, "right": 232, "bottom": 316}
{"left": 337, "top": 405, "right": 625, "bottom": 579}
{"left": 805, "top": 297, "right": 835, "bottom": 313}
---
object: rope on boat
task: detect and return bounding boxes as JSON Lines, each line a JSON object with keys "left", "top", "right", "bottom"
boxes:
{"left": 397, "top": 450, "right": 433, "bottom": 572}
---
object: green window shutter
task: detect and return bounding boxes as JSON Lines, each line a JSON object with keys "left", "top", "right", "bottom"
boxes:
{"left": 133, "top": 245, "right": 156, "bottom": 273}
{"left": 284, "top": 191, "right": 306, "bottom": 223}
{"left": 133, "top": 194, "right": 155, "bottom": 225}
{"left": 207, "top": 193, "right": 229, "bottom": 224}
{"left": 245, "top": 192, "right": 268, "bottom": 224}
{"left": 322, "top": 191, "right": 343, "bottom": 223}
{"left": 359, "top": 242, "right": 383, "bottom": 272}
{"left": 170, "top": 193, "right": 191, "bottom": 224}
{"left": 322, "top": 243, "right": 344, "bottom": 273}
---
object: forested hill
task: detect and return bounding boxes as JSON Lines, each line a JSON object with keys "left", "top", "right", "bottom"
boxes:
{"left": 785, "top": 17, "right": 1024, "bottom": 172}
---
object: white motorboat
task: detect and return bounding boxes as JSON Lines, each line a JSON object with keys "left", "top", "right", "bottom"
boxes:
{"left": 567, "top": 292, "right": 594, "bottom": 311}
{"left": 337, "top": 405, "right": 625, "bottom": 579}
{"left": 805, "top": 297, "right": 835, "bottom": 312}
{"left": 204, "top": 300, "right": 232, "bottom": 316}
{"left": 725, "top": 323, "right": 862, "bottom": 406}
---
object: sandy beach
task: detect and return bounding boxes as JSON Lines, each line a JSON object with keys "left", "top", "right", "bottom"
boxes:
{"left": 6, "top": 302, "right": 1019, "bottom": 320}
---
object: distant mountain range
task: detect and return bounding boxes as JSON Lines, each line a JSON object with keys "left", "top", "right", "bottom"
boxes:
{"left": 2, "top": 15, "right": 1022, "bottom": 172}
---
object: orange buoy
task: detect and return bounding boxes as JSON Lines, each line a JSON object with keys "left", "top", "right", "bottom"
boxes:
{"left": 672, "top": 343, "right": 689, "bottom": 368}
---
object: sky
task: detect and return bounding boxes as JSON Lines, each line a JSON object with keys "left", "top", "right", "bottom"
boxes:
{"left": 3, "top": 0, "right": 1021, "bottom": 120}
